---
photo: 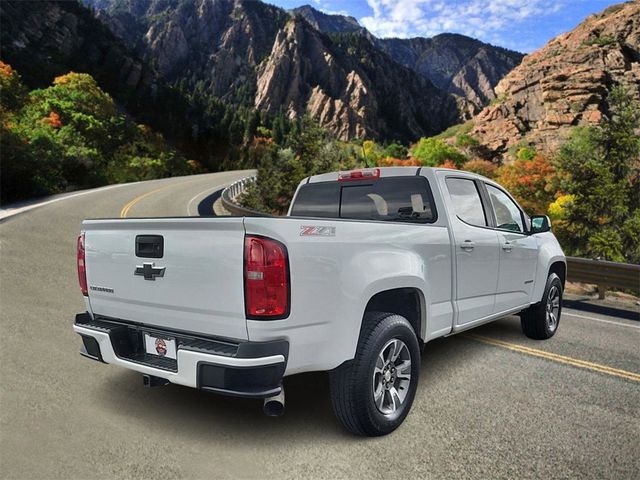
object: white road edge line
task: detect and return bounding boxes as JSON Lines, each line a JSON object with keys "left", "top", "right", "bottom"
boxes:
{"left": 564, "top": 311, "right": 640, "bottom": 330}
{"left": 185, "top": 171, "right": 246, "bottom": 215}
{"left": 0, "top": 182, "right": 135, "bottom": 221}
{"left": 186, "top": 184, "right": 225, "bottom": 216}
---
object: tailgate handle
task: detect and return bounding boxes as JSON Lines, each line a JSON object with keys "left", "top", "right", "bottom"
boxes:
{"left": 135, "top": 235, "right": 164, "bottom": 258}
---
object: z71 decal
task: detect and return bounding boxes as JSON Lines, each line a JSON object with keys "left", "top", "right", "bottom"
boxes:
{"left": 300, "top": 225, "right": 336, "bottom": 237}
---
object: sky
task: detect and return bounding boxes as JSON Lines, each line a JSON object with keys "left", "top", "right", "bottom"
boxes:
{"left": 268, "top": 0, "right": 620, "bottom": 52}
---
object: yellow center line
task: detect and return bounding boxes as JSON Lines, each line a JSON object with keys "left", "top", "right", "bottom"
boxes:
{"left": 120, "top": 183, "right": 183, "bottom": 218}
{"left": 465, "top": 334, "right": 640, "bottom": 383}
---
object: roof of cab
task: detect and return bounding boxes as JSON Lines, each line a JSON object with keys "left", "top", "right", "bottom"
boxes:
{"left": 305, "top": 166, "right": 490, "bottom": 184}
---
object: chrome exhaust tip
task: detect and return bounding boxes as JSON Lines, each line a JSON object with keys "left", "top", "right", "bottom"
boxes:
{"left": 263, "top": 387, "right": 285, "bottom": 417}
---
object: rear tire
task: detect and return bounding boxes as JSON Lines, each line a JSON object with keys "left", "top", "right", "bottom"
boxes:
{"left": 329, "top": 312, "right": 420, "bottom": 436}
{"left": 521, "top": 273, "right": 562, "bottom": 340}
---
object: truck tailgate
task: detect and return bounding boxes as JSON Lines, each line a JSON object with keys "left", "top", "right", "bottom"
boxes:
{"left": 82, "top": 218, "right": 248, "bottom": 340}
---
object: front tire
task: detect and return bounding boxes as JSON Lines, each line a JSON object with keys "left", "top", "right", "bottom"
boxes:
{"left": 521, "top": 273, "right": 563, "bottom": 340}
{"left": 329, "top": 312, "right": 420, "bottom": 436}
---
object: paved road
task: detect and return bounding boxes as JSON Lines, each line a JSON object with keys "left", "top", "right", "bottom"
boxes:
{"left": 1, "top": 172, "right": 639, "bottom": 479}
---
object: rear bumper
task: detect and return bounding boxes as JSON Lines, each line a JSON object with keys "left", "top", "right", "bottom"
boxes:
{"left": 74, "top": 313, "right": 288, "bottom": 398}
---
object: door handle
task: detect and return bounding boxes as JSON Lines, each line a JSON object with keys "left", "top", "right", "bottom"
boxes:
{"left": 502, "top": 241, "right": 513, "bottom": 252}
{"left": 460, "top": 240, "right": 475, "bottom": 251}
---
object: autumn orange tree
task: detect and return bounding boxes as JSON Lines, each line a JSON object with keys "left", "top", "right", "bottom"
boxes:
{"left": 495, "top": 153, "right": 557, "bottom": 215}
{"left": 463, "top": 159, "right": 498, "bottom": 178}
{"left": 378, "top": 157, "right": 421, "bottom": 167}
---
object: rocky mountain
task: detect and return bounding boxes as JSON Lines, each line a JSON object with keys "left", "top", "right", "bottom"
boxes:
{"left": 377, "top": 35, "right": 523, "bottom": 116}
{"left": 255, "top": 18, "right": 457, "bottom": 140}
{"left": 291, "top": 5, "right": 362, "bottom": 34}
{"left": 469, "top": 1, "right": 640, "bottom": 159}
{"left": 291, "top": 5, "right": 523, "bottom": 115}
{"left": 3, "top": 0, "right": 524, "bottom": 144}
{"left": 83, "top": 0, "right": 458, "bottom": 141}
{"left": 85, "top": 0, "right": 289, "bottom": 99}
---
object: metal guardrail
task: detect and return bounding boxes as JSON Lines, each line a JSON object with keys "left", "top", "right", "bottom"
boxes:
{"left": 220, "top": 176, "right": 270, "bottom": 217}
{"left": 566, "top": 257, "right": 640, "bottom": 297}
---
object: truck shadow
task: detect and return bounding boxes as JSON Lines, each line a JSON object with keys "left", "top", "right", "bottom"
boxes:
{"left": 94, "top": 316, "right": 522, "bottom": 442}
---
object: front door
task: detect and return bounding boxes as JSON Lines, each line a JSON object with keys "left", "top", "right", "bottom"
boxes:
{"left": 484, "top": 184, "right": 538, "bottom": 313}
{"left": 443, "top": 176, "right": 500, "bottom": 325}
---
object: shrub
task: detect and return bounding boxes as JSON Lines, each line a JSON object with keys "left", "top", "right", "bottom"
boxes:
{"left": 463, "top": 159, "right": 498, "bottom": 178}
{"left": 361, "top": 140, "right": 384, "bottom": 166}
{"left": 383, "top": 142, "right": 408, "bottom": 159}
{"left": 516, "top": 146, "right": 537, "bottom": 161}
{"left": 440, "top": 160, "right": 458, "bottom": 169}
{"left": 0, "top": 61, "right": 26, "bottom": 111}
{"left": 411, "top": 137, "right": 467, "bottom": 167}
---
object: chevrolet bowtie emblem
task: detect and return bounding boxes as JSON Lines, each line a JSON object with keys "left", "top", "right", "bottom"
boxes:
{"left": 134, "top": 262, "right": 166, "bottom": 281}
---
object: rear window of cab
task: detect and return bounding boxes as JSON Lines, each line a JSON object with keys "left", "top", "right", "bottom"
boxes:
{"left": 290, "top": 177, "right": 437, "bottom": 224}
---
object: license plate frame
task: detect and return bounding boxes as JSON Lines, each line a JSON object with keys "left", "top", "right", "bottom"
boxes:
{"left": 143, "top": 332, "right": 177, "bottom": 360}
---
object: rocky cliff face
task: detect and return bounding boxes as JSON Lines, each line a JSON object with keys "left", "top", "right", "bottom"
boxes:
{"left": 86, "top": 0, "right": 289, "bottom": 99}
{"left": 291, "top": 5, "right": 362, "bottom": 34}
{"left": 0, "top": 0, "right": 254, "bottom": 167}
{"left": 254, "top": 19, "right": 373, "bottom": 139}
{"left": 469, "top": 2, "right": 640, "bottom": 159}
{"left": 379, "top": 34, "right": 523, "bottom": 116}
{"left": 291, "top": 5, "right": 523, "bottom": 116}
{"left": 255, "top": 18, "right": 457, "bottom": 140}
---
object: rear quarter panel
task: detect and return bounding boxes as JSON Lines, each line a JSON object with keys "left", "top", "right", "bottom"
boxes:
{"left": 244, "top": 216, "right": 453, "bottom": 375}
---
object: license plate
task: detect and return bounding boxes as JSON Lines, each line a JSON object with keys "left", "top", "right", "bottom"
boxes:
{"left": 144, "top": 333, "right": 177, "bottom": 360}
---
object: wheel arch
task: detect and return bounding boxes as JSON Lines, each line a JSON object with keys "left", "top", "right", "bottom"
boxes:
{"left": 362, "top": 287, "right": 426, "bottom": 344}
{"left": 549, "top": 260, "right": 566, "bottom": 288}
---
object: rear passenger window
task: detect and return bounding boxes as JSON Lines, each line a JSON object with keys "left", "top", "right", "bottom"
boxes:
{"left": 445, "top": 178, "right": 487, "bottom": 227}
{"left": 340, "top": 177, "right": 436, "bottom": 223}
{"left": 290, "top": 177, "right": 437, "bottom": 223}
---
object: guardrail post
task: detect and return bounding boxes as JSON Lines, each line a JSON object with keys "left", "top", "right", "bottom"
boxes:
{"left": 598, "top": 285, "right": 606, "bottom": 300}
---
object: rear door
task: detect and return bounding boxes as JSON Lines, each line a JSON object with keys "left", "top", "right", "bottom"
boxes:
{"left": 442, "top": 176, "right": 500, "bottom": 325}
{"left": 83, "top": 217, "right": 248, "bottom": 340}
{"left": 483, "top": 183, "right": 538, "bottom": 312}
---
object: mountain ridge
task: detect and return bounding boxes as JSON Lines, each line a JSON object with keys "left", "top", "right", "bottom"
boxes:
{"left": 81, "top": 0, "right": 460, "bottom": 141}
{"left": 83, "top": 0, "right": 525, "bottom": 139}
{"left": 2, "top": 0, "right": 532, "bottom": 146}
{"left": 467, "top": 1, "right": 640, "bottom": 159}
{"left": 291, "top": 4, "right": 524, "bottom": 115}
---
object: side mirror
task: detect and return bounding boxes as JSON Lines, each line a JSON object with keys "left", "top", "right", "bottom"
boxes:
{"left": 530, "top": 215, "right": 551, "bottom": 234}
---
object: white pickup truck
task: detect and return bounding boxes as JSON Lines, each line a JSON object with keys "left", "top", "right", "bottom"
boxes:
{"left": 74, "top": 167, "right": 565, "bottom": 436}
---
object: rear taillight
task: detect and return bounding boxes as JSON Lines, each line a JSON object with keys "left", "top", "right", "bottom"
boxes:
{"left": 244, "top": 235, "right": 289, "bottom": 319}
{"left": 77, "top": 232, "right": 88, "bottom": 296}
{"left": 338, "top": 168, "right": 380, "bottom": 181}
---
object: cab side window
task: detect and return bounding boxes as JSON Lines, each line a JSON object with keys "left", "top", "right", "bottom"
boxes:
{"left": 445, "top": 178, "right": 487, "bottom": 227}
{"left": 486, "top": 184, "right": 524, "bottom": 233}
